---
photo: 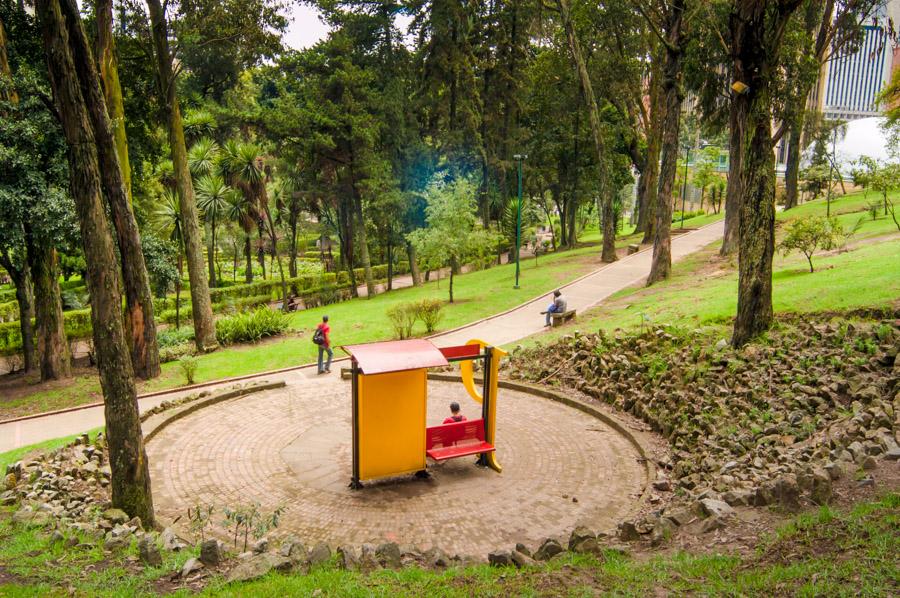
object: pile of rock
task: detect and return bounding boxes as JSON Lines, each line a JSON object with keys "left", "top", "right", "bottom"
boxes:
{"left": 487, "top": 526, "right": 609, "bottom": 568}
{"left": 505, "top": 314, "right": 899, "bottom": 539}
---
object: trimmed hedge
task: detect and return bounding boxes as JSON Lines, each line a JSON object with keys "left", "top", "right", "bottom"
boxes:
{"left": 0, "top": 308, "right": 92, "bottom": 357}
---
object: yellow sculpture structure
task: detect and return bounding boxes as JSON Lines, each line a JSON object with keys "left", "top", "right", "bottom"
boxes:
{"left": 343, "top": 338, "right": 505, "bottom": 488}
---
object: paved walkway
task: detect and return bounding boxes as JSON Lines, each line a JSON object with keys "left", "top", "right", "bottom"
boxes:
{"left": 147, "top": 379, "right": 645, "bottom": 556}
{"left": 0, "top": 221, "right": 723, "bottom": 453}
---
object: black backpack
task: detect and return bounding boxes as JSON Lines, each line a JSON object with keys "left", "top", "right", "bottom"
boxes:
{"left": 312, "top": 326, "right": 325, "bottom": 345}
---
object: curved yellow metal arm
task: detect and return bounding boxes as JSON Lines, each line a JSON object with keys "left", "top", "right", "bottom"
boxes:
{"left": 458, "top": 339, "right": 507, "bottom": 473}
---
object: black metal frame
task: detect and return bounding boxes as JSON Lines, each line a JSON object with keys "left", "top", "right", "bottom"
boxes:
{"left": 349, "top": 358, "right": 362, "bottom": 489}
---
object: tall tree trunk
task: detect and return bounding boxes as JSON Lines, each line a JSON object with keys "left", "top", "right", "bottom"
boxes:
{"left": 730, "top": 0, "right": 802, "bottom": 347}
{"left": 783, "top": 123, "right": 802, "bottom": 209}
{"left": 288, "top": 219, "right": 298, "bottom": 277}
{"left": 207, "top": 225, "right": 216, "bottom": 288}
{"left": 243, "top": 232, "right": 253, "bottom": 283}
{"left": 406, "top": 241, "right": 422, "bottom": 286}
{"left": 647, "top": 0, "right": 685, "bottom": 285}
{"left": 449, "top": 268, "right": 454, "bottom": 303}
{"left": 557, "top": 0, "right": 616, "bottom": 262}
{"left": 348, "top": 155, "right": 375, "bottom": 297}
{"left": 63, "top": 0, "right": 160, "bottom": 378}
{"left": 338, "top": 199, "right": 358, "bottom": 298}
{"left": 0, "top": 255, "right": 37, "bottom": 373}
{"left": 94, "top": 0, "right": 131, "bottom": 203}
{"left": 146, "top": 0, "right": 217, "bottom": 352}
{"left": 721, "top": 98, "right": 742, "bottom": 256}
{"left": 27, "top": 237, "right": 71, "bottom": 381}
{"left": 640, "top": 67, "right": 663, "bottom": 244}
{"left": 37, "top": 0, "right": 154, "bottom": 525}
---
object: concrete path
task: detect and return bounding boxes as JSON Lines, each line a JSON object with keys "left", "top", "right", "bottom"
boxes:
{"left": 0, "top": 221, "right": 723, "bottom": 453}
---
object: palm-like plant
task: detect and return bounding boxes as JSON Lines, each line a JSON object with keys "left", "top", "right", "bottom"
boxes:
{"left": 188, "top": 138, "right": 219, "bottom": 179}
{"left": 152, "top": 190, "right": 186, "bottom": 328}
{"left": 226, "top": 184, "right": 256, "bottom": 283}
{"left": 196, "top": 174, "right": 233, "bottom": 287}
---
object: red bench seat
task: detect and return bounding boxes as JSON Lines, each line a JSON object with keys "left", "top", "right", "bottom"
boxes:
{"left": 425, "top": 418, "right": 495, "bottom": 461}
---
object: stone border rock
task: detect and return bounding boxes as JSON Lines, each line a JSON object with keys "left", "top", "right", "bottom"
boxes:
{"left": 142, "top": 380, "right": 287, "bottom": 443}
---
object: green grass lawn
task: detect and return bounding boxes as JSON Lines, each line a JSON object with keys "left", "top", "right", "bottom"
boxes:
{"left": 3, "top": 234, "right": 643, "bottom": 414}
{"left": 140, "top": 241, "right": 619, "bottom": 392}
{"left": 1, "top": 492, "right": 896, "bottom": 596}
{"left": 516, "top": 191, "right": 900, "bottom": 349}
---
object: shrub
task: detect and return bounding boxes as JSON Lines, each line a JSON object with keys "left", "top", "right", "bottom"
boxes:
{"left": 157, "top": 326, "right": 195, "bottom": 349}
{"left": 779, "top": 215, "right": 844, "bottom": 273}
{"left": 215, "top": 307, "right": 290, "bottom": 345}
{"left": 178, "top": 355, "right": 198, "bottom": 385}
{"left": 386, "top": 302, "right": 419, "bottom": 339}
{"left": 159, "top": 343, "right": 193, "bottom": 364}
{"left": 416, "top": 298, "right": 444, "bottom": 333}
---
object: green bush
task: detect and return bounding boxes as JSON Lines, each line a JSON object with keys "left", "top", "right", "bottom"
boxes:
{"left": 215, "top": 307, "right": 290, "bottom": 345}
{"left": 0, "top": 300, "right": 18, "bottom": 323}
{"left": 159, "top": 343, "right": 193, "bottom": 364}
{"left": 179, "top": 355, "right": 199, "bottom": 385}
{"left": 386, "top": 302, "right": 419, "bottom": 339}
{"left": 157, "top": 326, "right": 195, "bottom": 349}
{"left": 416, "top": 298, "right": 444, "bottom": 333}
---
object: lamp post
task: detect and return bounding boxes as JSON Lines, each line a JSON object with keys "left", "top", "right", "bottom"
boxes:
{"left": 513, "top": 154, "right": 527, "bottom": 289}
{"left": 680, "top": 144, "right": 690, "bottom": 229}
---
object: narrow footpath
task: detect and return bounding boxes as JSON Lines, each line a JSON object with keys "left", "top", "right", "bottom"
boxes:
{"left": 0, "top": 221, "right": 723, "bottom": 452}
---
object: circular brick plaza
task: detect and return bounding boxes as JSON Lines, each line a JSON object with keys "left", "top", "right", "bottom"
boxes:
{"left": 146, "top": 373, "right": 647, "bottom": 557}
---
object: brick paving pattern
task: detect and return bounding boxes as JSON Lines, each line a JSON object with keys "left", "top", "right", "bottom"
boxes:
{"left": 147, "top": 374, "right": 646, "bottom": 556}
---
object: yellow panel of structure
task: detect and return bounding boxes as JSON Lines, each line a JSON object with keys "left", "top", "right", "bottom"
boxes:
{"left": 357, "top": 369, "right": 427, "bottom": 481}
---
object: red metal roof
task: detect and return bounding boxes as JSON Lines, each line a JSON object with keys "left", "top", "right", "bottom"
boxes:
{"left": 342, "top": 339, "right": 450, "bottom": 375}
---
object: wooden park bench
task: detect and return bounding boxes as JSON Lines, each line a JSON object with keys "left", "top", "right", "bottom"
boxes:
{"left": 425, "top": 418, "right": 495, "bottom": 462}
{"left": 284, "top": 296, "right": 303, "bottom": 312}
{"left": 550, "top": 309, "right": 576, "bottom": 327}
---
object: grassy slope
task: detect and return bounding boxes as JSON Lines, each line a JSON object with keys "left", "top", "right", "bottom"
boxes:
{"left": 2, "top": 229, "right": 650, "bottom": 416}
{"left": 1, "top": 493, "right": 896, "bottom": 596}
{"left": 518, "top": 191, "right": 900, "bottom": 348}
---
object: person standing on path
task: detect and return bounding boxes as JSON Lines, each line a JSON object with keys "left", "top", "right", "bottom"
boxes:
{"left": 314, "top": 315, "right": 332, "bottom": 374}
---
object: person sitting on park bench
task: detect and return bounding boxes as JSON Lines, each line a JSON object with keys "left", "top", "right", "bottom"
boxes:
{"left": 443, "top": 401, "right": 467, "bottom": 424}
{"left": 541, "top": 289, "right": 567, "bottom": 326}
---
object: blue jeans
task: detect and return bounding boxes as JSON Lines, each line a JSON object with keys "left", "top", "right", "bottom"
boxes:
{"left": 318, "top": 345, "right": 333, "bottom": 373}
{"left": 545, "top": 303, "right": 561, "bottom": 326}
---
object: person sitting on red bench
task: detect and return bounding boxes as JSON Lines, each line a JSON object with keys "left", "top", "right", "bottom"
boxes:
{"left": 443, "top": 402, "right": 467, "bottom": 424}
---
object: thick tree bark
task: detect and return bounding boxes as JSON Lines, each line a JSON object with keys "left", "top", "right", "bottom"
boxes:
{"left": 721, "top": 97, "right": 742, "bottom": 256}
{"left": 730, "top": 0, "right": 803, "bottom": 347}
{"left": 647, "top": 0, "right": 685, "bottom": 285}
{"left": 1, "top": 254, "right": 37, "bottom": 373}
{"left": 206, "top": 217, "right": 216, "bottom": 288}
{"left": 37, "top": 0, "right": 154, "bottom": 525}
{"left": 243, "top": 233, "right": 253, "bottom": 282}
{"left": 94, "top": 0, "right": 131, "bottom": 203}
{"left": 146, "top": 0, "right": 217, "bottom": 352}
{"left": 27, "top": 237, "right": 71, "bottom": 381}
{"left": 556, "top": 0, "right": 616, "bottom": 262}
{"left": 62, "top": 0, "right": 160, "bottom": 378}
{"left": 406, "top": 241, "right": 422, "bottom": 286}
{"left": 783, "top": 122, "right": 802, "bottom": 209}
{"left": 640, "top": 66, "right": 663, "bottom": 244}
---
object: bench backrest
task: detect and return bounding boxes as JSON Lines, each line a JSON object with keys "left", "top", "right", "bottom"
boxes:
{"left": 426, "top": 418, "right": 486, "bottom": 449}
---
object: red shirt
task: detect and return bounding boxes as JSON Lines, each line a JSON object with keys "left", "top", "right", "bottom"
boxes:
{"left": 317, "top": 323, "right": 330, "bottom": 348}
{"left": 443, "top": 414, "right": 467, "bottom": 424}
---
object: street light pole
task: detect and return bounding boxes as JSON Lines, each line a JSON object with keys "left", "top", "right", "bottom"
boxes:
{"left": 680, "top": 145, "right": 690, "bottom": 229}
{"left": 513, "top": 154, "right": 527, "bottom": 289}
